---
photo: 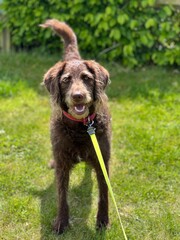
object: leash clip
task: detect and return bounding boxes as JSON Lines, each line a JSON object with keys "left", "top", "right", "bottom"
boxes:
{"left": 86, "top": 117, "right": 96, "bottom": 135}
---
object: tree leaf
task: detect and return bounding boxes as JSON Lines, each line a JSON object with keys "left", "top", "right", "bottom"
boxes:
{"left": 117, "top": 14, "right": 129, "bottom": 25}
{"left": 110, "top": 28, "right": 121, "bottom": 41}
{"left": 145, "top": 18, "right": 156, "bottom": 29}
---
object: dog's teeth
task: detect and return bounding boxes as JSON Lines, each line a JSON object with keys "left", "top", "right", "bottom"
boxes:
{"left": 74, "top": 105, "right": 85, "bottom": 113}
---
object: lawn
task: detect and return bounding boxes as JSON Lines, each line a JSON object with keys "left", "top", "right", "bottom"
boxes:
{"left": 0, "top": 52, "right": 180, "bottom": 240}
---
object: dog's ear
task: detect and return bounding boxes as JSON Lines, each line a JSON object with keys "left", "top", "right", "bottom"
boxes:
{"left": 84, "top": 60, "right": 110, "bottom": 90}
{"left": 43, "top": 62, "right": 66, "bottom": 94}
{"left": 84, "top": 61, "right": 110, "bottom": 103}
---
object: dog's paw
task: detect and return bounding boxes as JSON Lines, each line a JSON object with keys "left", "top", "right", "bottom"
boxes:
{"left": 96, "top": 217, "right": 109, "bottom": 230}
{"left": 52, "top": 217, "right": 69, "bottom": 235}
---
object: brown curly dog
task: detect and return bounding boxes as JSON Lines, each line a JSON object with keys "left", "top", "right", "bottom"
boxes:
{"left": 40, "top": 19, "right": 111, "bottom": 234}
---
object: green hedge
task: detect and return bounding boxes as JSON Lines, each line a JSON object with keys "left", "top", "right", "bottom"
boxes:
{"left": 1, "top": 0, "right": 180, "bottom": 67}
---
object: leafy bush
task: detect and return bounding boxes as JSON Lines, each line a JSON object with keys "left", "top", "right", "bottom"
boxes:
{"left": 1, "top": 0, "right": 180, "bottom": 67}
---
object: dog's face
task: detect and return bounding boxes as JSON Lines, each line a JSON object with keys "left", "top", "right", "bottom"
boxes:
{"left": 43, "top": 60, "right": 109, "bottom": 119}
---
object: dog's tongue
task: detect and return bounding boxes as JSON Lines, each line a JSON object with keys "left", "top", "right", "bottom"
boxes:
{"left": 74, "top": 104, "right": 86, "bottom": 114}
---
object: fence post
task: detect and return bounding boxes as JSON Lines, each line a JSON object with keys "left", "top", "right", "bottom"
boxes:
{"left": 0, "top": 9, "right": 11, "bottom": 52}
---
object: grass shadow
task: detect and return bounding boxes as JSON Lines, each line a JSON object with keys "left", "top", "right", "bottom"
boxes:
{"left": 106, "top": 64, "right": 179, "bottom": 101}
{"left": 0, "top": 52, "right": 58, "bottom": 98}
{"left": 1, "top": 53, "right": 179, "bottom": 101}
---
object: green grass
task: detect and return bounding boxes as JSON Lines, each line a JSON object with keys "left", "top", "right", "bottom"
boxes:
{"left": 0, "top": 52, "right": 180, "bottom": 240}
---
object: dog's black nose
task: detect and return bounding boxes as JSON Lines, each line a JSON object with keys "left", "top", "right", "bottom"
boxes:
{"left": 72, "top": 93, "right": 85, "bottom": 101}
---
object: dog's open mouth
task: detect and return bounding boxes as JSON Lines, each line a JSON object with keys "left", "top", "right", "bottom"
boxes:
{"left": 67, "top": 102, "right": 91, "bottom": 119}
{"left": 74, "top": 104, "right": 86, "bottom": 115}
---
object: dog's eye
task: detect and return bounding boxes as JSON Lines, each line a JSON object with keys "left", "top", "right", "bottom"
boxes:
{"left": 82, "top": 75, "right": 93, "bottom": 82}
{"left": 61, "top": 76, "right": 71, "bottom": 83}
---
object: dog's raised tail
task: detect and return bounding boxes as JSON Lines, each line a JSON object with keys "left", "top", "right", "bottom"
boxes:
{"left": 40, "top": 19, "right": 81, "bottom": 61}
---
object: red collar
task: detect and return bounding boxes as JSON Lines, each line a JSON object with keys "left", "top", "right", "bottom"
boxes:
{"left": 62, "top": 111, "right": 96, "bottom": 125}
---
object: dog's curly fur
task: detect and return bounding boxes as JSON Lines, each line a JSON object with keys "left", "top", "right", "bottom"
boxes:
{"left": 40, "top": 19, "right": 111, "bottom": 234}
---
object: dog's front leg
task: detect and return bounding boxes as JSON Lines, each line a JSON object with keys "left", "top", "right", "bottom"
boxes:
{"left": 95, "top": 164, "right": 109, "bottom": 229}
{"left": 92, "top": 137, "right": 110, "bottom": 230}
{"left": 53, "top": 162, "right": 70, "bottom": 234}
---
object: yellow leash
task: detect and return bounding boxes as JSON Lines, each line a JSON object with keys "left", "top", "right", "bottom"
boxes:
{"left": 87, "top": 124, "right": 128, "bottom": 240}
